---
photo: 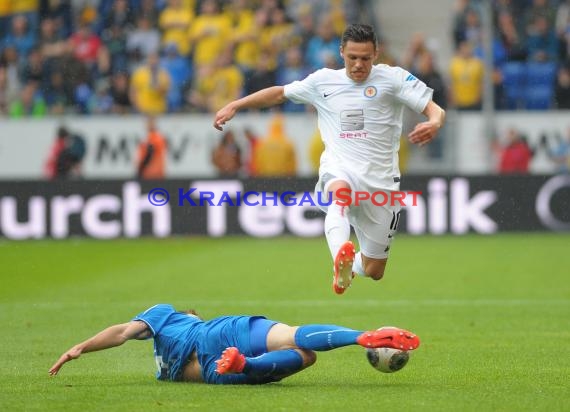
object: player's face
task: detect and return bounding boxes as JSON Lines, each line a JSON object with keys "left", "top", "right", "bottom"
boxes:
{"left": 340, "top": 41, "right": 377, "bottom": 83}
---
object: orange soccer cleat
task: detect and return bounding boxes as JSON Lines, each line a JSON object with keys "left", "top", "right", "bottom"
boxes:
{"left": 215, "top": 347, "right": 246, "bottom": 375}
{"left": 356, "top": 327, "right": 420, "bottom": 351}
{"left": 332, "top": 241, "right": 356, "bottom": 294}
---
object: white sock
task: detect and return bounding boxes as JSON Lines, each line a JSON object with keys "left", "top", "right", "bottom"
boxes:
{"left": 352, "top": 252, "right": 366, "bottom": 277}
{"left": 324, "top": 201, "right": 350, "bottom": 259}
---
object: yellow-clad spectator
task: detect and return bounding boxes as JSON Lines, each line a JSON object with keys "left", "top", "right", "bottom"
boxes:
{"left": 209, "top": 50, "right": 244, "bottom": 112}
{"left": 0, "top": 0, "right": 11, "bottom": 16}
{"left": 159, "top": 0, "right": 195, "bottom": 56}
{"left": 308, "top": 128, "right": 325, "bottom": 175}
{"left": 449, "top": 41, "right": 484, "bottom": 110}
{"left": 257, "top": 9, "right": 278, "bottom": 71}
{"left": 10, "top": 0, "right": 37, "bottom": 14}
{"left": 130, "top": 53, "right": 171, "bottom": 115}
{"left": 265, "top": 7, "right": 296, "bottom": 68}
{"left": 181, "top": 0, "right": 195, "bottom": 10}
{"left": 329, "top": 0, "right": 346, "bottom": 36}
{"left": 187, "top": 64, "right": 217, "bottom": 112}
{"left": 188, "top": 50, "right": 243, "bottom": 113}
{"left": 254, "top": 115, "right": 297, "bottom": 176}
{"left": 226, "top": 0, "right": 259, "bottom": 73}
{"left": 188, "top": 0, "right": 232, "bottom": 67}
{"left": 0, "top": 1, "right": 11, "bottom": 39}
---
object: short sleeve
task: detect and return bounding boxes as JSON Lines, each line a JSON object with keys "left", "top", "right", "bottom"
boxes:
{"left": 132, "top": 304, "right": 175, "bottom": 336}
{"left": 283, "top": 71, "right": 319, "bottom": 105}
{"left": 393, "top": 67, "right": 433, "bottom": 114}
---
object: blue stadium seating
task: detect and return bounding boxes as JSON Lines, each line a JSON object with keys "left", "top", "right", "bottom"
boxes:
{"left": 525, "top": 62, "right": 557, "bottom": 110}
{"left": 524, "top": 84, "right": 554, "bottom": 110}
{"left": 501, "top": 62, "right": 558, "bottom": 110}
{"left": 526, "top": 62, "right": 557, "bottom": 87}
{"left": 501, "top": 62, "right": 526, "bottom": 109}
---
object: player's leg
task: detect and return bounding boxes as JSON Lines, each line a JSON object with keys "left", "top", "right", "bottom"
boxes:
{"left": 215, "top": 320, "right": 314, "bottom": 380}
{"left": 352, "top": 204, "right": 400, "bottom": 280}
{"left": 352, "top": 247, "right": 387, "bottom": 280}
{"left": 269, "top": 322, "right": 419, "bottom": 353}
{"left": 323, "top": 178, "right": 356, "bottom": 294}
{"left": 216, "top": 322, "right": 419, "bottom": 379}
{"left": 360, "top": 256, "right": 388, "bottom": 280}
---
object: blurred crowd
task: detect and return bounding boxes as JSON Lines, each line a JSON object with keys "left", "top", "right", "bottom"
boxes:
{"left": 491, "top": 125, "right": 570, "bottom": 174}
{"left": 395, "top": 0, "right": 570, "bottom": 113}
{"left": 445, "top": 0, "right": 570, "bottom": 172}
{"left": 2, "top": 0, "right": 569, "bottom": 118}
{"left": 0, "top": 0, "right": 372, "bottom": 117}
{"left": 211, "top": 114, "right": 299, "bottom": 177}
{"left": 450, "top": 0, "right": 570, "bottom": 110}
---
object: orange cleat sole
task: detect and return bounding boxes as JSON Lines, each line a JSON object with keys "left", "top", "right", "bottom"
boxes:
{"left": 333, "top": 241, "right": 356, "bottom": 294}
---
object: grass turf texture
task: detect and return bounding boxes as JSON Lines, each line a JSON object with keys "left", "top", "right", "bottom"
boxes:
{"left": 0, "top": 234, "right": 569, "bottom": 412}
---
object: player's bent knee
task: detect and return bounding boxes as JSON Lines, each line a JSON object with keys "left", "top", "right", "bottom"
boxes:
{"left": 362, "top": 257, "right": 387, "bottom": 281}
{"left": 368, "top": 271, "right": 384, "bottom": 281}
{"left": 365, "top": 265, "right": 385, "bottom": 281}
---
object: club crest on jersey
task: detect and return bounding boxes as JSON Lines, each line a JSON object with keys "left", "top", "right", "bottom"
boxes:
{"left": 364, "top": 86, "right": 377, "bottom": 98}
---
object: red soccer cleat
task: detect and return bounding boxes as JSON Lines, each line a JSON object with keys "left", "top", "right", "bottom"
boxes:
{"left": 215, "top": 347, "right": 246, "bottom": 375}
{"left": 332, "top": 241, "right": 356, "bottom": 294}
{"left": 356, "top": 327, "right": 420, "bottom": 351}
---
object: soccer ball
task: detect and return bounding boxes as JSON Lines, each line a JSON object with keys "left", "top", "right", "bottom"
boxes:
{"left": 366, "top": 347, "right": 410, "bottom": 373}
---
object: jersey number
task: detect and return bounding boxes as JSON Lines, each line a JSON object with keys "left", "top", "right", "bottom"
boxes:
{"left": 390, "top": 211, "right": 402, "bottom": 231}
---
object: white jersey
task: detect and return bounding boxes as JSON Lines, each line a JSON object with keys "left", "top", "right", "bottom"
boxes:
{"left": 284, "top": 64, "right": 433, "bottom": 191}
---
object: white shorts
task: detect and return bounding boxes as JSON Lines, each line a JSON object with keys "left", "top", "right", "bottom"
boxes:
{"left": 315, "top": 168, "right": 402, "bottom": 259}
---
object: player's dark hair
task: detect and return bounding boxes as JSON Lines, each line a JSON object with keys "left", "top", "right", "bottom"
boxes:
{"left": 341, "top": 24, "right": 377, "bottom": 49}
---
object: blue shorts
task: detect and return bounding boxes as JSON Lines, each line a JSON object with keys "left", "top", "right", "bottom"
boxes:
{"left": 249, "top": 318, "right": 278, "bottom": 356}
{"left": 199, "top": 316, "right": 278, "bottom": 384}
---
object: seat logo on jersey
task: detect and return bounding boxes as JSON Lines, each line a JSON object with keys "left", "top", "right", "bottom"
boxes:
{"left": 364, "top": 86, "right": 377, "bottom": 98}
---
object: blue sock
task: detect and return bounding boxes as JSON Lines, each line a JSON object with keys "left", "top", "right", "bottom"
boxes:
{"left": 294, "top": 325, "right": 362, "bottom": 351}
{"left": 243, "top": 349, "right": 304, "bottom": 378}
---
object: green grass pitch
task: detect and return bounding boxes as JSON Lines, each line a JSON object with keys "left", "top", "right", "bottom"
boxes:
{"left": 1, "top": 234, "right": 569, "bottom": 411}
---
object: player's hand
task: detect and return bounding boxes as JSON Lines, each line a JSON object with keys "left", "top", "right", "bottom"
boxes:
{"left": 408, "top": 121, "right": 440, "bottom": 147}
{"left": 49, "top": 347, "right": 82, "bottom": 376}
{"left": 213, "top": 104, "right": 237, "bottom": 131}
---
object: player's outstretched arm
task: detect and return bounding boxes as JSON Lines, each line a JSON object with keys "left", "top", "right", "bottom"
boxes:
{"left": 213, "top": 86, "right": 286, "bottom": 131}
{"left": 408, "top": 100, "right": 446, "bottom": 147}
{"left": 49, "top": 321, "right": 149, "bottom": 376}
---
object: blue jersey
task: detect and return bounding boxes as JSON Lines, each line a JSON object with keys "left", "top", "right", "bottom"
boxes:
{"left": 133, "top": 304, "right": 264, "bottom": 383}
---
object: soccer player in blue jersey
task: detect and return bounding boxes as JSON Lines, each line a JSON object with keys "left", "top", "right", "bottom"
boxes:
{"left": 49, "top": 304, "right": 420, "bottom": 384}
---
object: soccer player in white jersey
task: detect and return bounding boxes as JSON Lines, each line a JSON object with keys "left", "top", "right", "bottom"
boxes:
{"left": 214, "top": 24, "right": 445, "bottom": 294}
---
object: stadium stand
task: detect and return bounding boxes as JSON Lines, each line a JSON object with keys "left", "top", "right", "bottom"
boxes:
{"left": 501, "top": 61, "right": 527, "bottom": 109}
{"left": 0, "top": 0, "right": 372, "bottom": 116}
{"left": 1, "top": 0, "right": 569, "bottom": 116}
